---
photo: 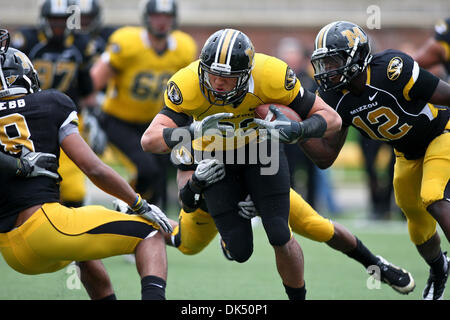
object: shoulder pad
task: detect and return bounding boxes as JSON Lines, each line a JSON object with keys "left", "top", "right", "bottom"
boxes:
{"left": 164, "top": 61, "right": 206, "bottom": 115}
{"left": 253, "top": 54, "right": 300, "bottom": 103}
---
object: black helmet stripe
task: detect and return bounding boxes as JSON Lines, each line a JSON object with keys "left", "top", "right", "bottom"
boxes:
{"left": 315, "top": 21, "right": 338, "bottom": 50}
{"left": 215, "top": 29, "right": 238, "bottom": 66}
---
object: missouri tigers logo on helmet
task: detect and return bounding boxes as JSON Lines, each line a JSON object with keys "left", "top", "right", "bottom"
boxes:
{"left": 387, "top": 57, "right": 403, "bottom": 81}
{"left": 284, "top": 66, "right": 297, "bottom": 90}
{"left": 167, "top": 81, "right": 182, "bottom": 105}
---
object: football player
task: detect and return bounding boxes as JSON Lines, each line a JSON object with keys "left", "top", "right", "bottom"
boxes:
{"left": 162, "top": 157, "right": 416, "bottom": 295}
{"left": 304, "top": 21, "right": 450, "bottom": 300}
{"left": 0, "top": 45, "right": 172, "bottom": 300}
{"left": 90, "top": 0, "right": 197, "bottom": 209}
{"left": 414, "top": 17, "right": 450, "bottom": 80}
{"left": 11, "top": 0, "right": 95, "bottom": 209}
{"left": 141, "top": 28, "right": 343, "bottom": 300}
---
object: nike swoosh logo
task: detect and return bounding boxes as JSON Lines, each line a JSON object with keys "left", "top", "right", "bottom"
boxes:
{"left": 369, "top": 92, "right": 378, "bottom": 101}
{"left": 196, "top": 222, "right": 208, "bottom": 225}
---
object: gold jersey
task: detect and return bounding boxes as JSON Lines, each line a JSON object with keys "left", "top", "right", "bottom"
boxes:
{"left": 102, "top": 27, "right": 197, "bottom": 123}
{"left": 164, "top": 53, "right": 303, "bottom": 150}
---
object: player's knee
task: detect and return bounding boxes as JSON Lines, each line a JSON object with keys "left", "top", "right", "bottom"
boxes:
{"left": 262, "top": 216, "right": 291, "bottom": 246}
{"left": 227, "top": 237, "right": 253, "bottom": 263}
{"left": 230, "top": 244, "right": 253, "bottom": 263}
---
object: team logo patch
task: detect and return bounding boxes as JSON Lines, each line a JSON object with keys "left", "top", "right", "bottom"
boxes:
{"left": 6, "top": 75, "right": 18, "bottom": 86}
{"left": 387, "top": 57, "right": 403, "bottom": 81}
{"left": 167, "top": 81, "right": 183, "bottom": 105}
{"left": 284, "top": 67, "right": 297, "bottom": 90}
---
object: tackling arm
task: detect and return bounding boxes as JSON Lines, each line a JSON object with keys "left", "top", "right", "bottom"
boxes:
{"left": 299, "top": 126, "right": 349, "bottom": 169}
{"left": 414, "top": 38, "right": 447, "bottom": 70}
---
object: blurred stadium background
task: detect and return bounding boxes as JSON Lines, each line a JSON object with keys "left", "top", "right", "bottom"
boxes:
{"left": 0, "top": 0, "right": 449, "bottom": 300}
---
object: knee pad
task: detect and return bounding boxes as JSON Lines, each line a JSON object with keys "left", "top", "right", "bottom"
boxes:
{"left": 262, "top": 215, "right": 291, "bottom": 246}
{"left": 225, "top": 232, "right": 253, "bottom": 263}
{"left": 228, "top": 241, "right": 253, "bottom": 263}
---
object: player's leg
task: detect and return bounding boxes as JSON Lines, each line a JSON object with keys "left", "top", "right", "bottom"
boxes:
{"left": 244, "top": 150, "right": 305, "bottom": 300}
{"left": 394, "top": 147, "right": 447, "bottom": 300}
{"left": 169, "top": 208, "right": 218, "bottom": 255}
{"left": 77, "top": 260, "right": 116, "bottom": 300}
{"left": 420, "top": 128, "right": 450, "bottom": 300}
{"left": 288, "top": 188, "right": 415, "bottom": 294}
{"left": 0, "top": 203, "right": 167, "bottom": 299}
{"left": 203, "top": 166, "right": 254, "bottom": 263}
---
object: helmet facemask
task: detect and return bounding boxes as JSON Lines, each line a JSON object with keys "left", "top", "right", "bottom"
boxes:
{"left": 199, "top": 62, "right": 252, "bottom": 106}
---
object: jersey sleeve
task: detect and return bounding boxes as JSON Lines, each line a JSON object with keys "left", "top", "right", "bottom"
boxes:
{"left": 258, "top": 56, "right": 301, "bottom": 106}
{"left": 164, "top": 62, "right": 202, "bottom": 116}
{"left": 102, "top": 27, "right": 135, "bottom": 72}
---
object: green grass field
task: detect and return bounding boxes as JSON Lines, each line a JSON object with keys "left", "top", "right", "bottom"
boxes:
{"left": 1, "top": 213, "right": 448, "bottom": 300}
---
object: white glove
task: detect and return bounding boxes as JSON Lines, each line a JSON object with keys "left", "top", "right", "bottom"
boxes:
{"left": 189, "top": 112, "right": 234, "bottom": 137}
{"left": 194, "top": 159, "right": 225, "bottom": 185}
{"left": 237, "top": 195, "right": 258, "bottom": 219}
{"left": 17, "top": 146, "right": 59, "bottom": 179}
{"left": 113, "top": 197, "right": 173, "bottom": 233}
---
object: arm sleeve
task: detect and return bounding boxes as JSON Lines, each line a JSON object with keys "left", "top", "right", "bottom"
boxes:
{"left": 288, "top": 89, "right": 317, "bottom": 120}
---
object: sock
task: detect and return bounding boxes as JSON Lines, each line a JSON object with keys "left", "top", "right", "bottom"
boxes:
{"left": 141, "top": 275, "right": 166, "bottom": 300}
{"left": 98, "top": 294, "right": 117, "bottom": 300}
{"left": 427, "top": 251, "right": 447, "bottom": 276}
{"left": 344, "top": 237, "right": 379, "bottom": 269}
{"left": 284, "top": 282, "right": 306, "bottom": 300}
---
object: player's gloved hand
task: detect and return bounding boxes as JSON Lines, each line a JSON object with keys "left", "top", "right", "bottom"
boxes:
{"left": 131, "top": 195, "right": 173, "bottom": 233}
{"left": 83, "top": 109, "right": 108, "bottom": 155}
{"left": 237, "top": 195, "right": 259, "bottom": 219}
{"left": 16, "top": 146, "right": 59, "bottom": 179}
{"left": 253, "top": 105, "right": 303, "bottom": 144}
{"left": 189, "top": 112, "right": 234, "bottom": 137}
{"left": 189, "top": 159, "right": 225, "bottom": 193}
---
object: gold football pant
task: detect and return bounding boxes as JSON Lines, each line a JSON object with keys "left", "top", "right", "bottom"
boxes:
{"left": 173, "top": 188, "right": 335, "bottom": 255}
{"left": 394, "top": 125, "right": 450, "bottom": 245}
{"left": 0, "top": 203, "right": 158, "bottom": 275}
{"left": 59, "top": 116, "right": 86, "bottom": 204}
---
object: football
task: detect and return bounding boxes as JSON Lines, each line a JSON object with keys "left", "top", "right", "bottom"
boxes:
{"left": 254, "top": 104, "right": 302, "bottom": 122}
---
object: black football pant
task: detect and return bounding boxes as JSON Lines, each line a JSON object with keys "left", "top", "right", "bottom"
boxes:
{"left": 203, "top": 146, "right": 291, "bottom": 263}
{"left": 100, "top": 113, "right": 168, "bottom": 209}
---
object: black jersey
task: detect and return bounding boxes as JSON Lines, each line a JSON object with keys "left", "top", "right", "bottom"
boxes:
{"left": 11, "top": 28, "right": 93, "bottom": 107}
{"left": 319, "top": 49, "right": 448, "bottom": 160}
{"left": 0, "top": 90, "right": 78, "bottom": 232}
{"left": 434, "top": 17, "right": 450, "bottom": 77}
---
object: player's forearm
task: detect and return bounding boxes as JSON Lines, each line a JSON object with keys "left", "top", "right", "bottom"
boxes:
{"left": 141, "top": 125, "right": 171, "bottom": 154}
{"left": 299, "top": 127, "right": 348, "bottom": 169}
{"left": 87, "top": 163, "right": 138, "bottom": 207}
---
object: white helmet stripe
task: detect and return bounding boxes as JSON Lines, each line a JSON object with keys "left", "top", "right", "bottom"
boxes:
{"left": 226, "top": 30, "right": 240, "bottom": 66}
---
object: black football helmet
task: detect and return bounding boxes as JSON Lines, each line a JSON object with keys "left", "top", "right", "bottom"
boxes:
{"left": 0, "top": 29, "right": 10, "bottom": 55}
{"left": 142, "top": 0, "right": 177, "bottom": 39}
{"left": 0, "top": 47, "right": 40, "bottom": 99}
{"left": 40, "top": 0, "right": 77, "bottom": 42}
{"left": 77, "top": 0, "right": 102, "bottom": 34}
{"left": 199, "top": 28, "right": 255, "bottom": 106}
{"left": 311, "top": 21, "right": 372, "bottom": 91}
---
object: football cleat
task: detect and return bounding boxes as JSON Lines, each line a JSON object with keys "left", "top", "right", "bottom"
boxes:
{"left": 219, "top": 237, "right": 234, "bottom": 261}
{"left": 423, "top": 252, "right": 450, "bottom": 300}
{"left": 375, "top": 256, "right": 416, "bottom": 294}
